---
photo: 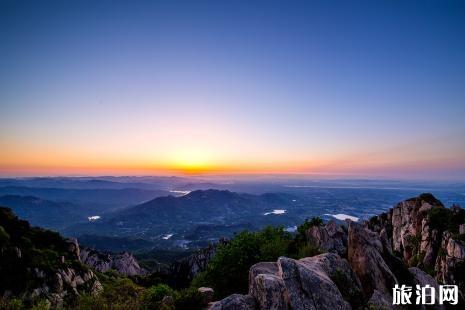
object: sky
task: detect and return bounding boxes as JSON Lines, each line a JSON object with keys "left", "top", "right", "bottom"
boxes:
{"left": 1, "top": 0, "right": 465, "bottom": 179}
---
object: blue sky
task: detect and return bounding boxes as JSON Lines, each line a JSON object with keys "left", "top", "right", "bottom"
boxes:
{"left": 1, "top": 0, "right": 465, "bottom": 179}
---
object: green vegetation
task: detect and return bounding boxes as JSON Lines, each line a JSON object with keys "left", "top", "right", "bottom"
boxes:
{"left": 405, "top": 233, "right": 422, "bottom": 267}
{"left": 191, "top": 226, "right": 293, "bottom": 297}
{"left": 74, "top": 280, "right": 203, "bottom": 310}
{"left": 0, "top": 207, "right": 81, "bottom": 297}
{"left": 428, "top": 205, "right": 465, "bottom": 235}
{"left": 191, "top": 218, "right": 326, "bottom": 299}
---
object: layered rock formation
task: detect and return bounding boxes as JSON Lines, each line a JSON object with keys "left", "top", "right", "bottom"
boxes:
{"left": 368, "top": 193, "right": 465, "bottom": 294}
{"left": 0, "top": 207, "right": 102, "bottom": 307}
{"left": 80, "top": 247, "right": 146, "bottom": 276}
{"left": 210, "top": 194, "right": 465, "bottom": 309}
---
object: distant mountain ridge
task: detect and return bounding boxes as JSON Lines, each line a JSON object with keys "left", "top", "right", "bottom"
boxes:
{"left": 0, "top": 186, "right": 169, "bottom": 210}
{"left": 65, "top": 189, "right": 301, "bottom": 248}
{"left": 0, "top": 195, "right": 83, "bottom": 229}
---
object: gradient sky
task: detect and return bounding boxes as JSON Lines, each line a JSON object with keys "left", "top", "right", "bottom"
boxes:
{"left": 1, "top": 0, "right": 465, "bottom": 179}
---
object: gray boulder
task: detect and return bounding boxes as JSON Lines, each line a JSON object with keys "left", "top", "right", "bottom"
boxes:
{"left": 409, "top": 267, "right": 444, "bottom": 310}
{"left": 248, "top": 253, "right": 357, "bottom": 310}
{"left": 208, "top": 294, "right": 257, "bottom": 310}
{"left": 348, "top": 221, "right": 397, "bottom": 296}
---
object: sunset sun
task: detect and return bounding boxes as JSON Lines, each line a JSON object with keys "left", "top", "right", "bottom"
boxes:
{"left": 169, "top": 150, "right": 213, "bottom": 173}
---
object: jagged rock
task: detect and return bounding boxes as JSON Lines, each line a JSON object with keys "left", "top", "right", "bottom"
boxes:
{"left": 247, "top": 253, "right": 358, "bottom": 310}
{"left": 306, "top": 220, "right": 347, "bottom": 256}
{"left": 209, "top": 294, "right": 257, "bottom": 310}
{"left": 198, "top": 287, "right": 215, "bottom": 305}
{"left": 249, "top": 262, "right": 288, "bottom": 309}
{"left": 80, "top": 247, "right": 146, "bottom": 276}
{"left": 251, "top": 273, "right": 288, "bottom": 310}
{"left": 379, "top": 228, "right": 393, "bottom": 255}
{"left": 435, "top": 231, "right": 465, "bottom": 286}
{"left": 366, "top": 290, "right": 395, "bottom": 310}
{"left": 249, "top": 262, "right": 280, "bottom": 294}
{"left": 460, "top": 224, "right": 465, "bottom": 235}
{"left": 171, "top": 242, "right": 222, "bottom": 284}
{"left": 0, "top": 207, "right": 103, "bottom": 308}
{"left": 279, "top": 255, "right": 351, "bottom": 310}
{"left": 420, "top": 220, "right": 440, "bottom": 268}
{"left": 391, "top": 194, "right": 443, "bottom": 266}
{"left": 307, "top": 252, "right": 363, "bottom": 306}
{"left": 348, "top": 221, "right": 397, "bottom": 296}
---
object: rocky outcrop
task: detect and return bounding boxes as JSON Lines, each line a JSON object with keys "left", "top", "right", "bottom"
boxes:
{"left": 348, "top": 221, "right": 397, "bottom": 296}
{"left": 210, "top": 194, "right": 465, "bottom": 309}
{"left": 209, "top": 293, "right": 257, "bottom": 310}
{"left": 170, "top": 241, "right": 225, "bottom": 284}
{"left": 306, "top": 220, "right": 347, "bottom": 256}
{"left": 390, "top": 194, "right": 443, "bottom": 267}
{"left": 79, "top": 247, "right": 146, "bottom": 276}
{"left": 198, "top": 287, "right": 215, "bottom": 305}
{"left": 249, "top": 262, "right": 288, "bottom": 309}
{"left": 0, "top": 207, "right": 103, "bottom": 308}
{"left": 247, "top": 253, "right": 362, "bottom": 310}
{"left": 435, "top": 231, "right": 465, "bottom": 288}
{"left": 32, "top": 266, "right": 102, "bottom": 307}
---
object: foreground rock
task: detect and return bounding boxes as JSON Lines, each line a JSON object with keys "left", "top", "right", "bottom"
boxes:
{"left": 209, "top": 294, "right": 257, "bottom": 310}
{"left": 250, "top": 253, "right": 361, "bottom": 310}
{"left": 348, "top": 221, "right": 397, "bottom": 296}
{"left": 198, "top": 287, "right": 215, "bottom": 305}
{"left": 212, "top": 194, "right": 465, "bottom": 309}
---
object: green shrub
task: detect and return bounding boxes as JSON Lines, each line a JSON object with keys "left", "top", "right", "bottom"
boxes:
{"left": 428, "top": 206, "right": 465, "bottom": 235}
{"left": 144, "top": 283, "right": 175, "bottom": 305}
{"left": 0, "top": 297, "right": 24, "bottom": 310}
{"left": 174, "top": 288, "right": 204, "bottom": 310}
{"left": 297, "top": 244, "right": 322, "bottom": 258}
{"left": 199, "top": 226, "right": 293, "bottom": 298}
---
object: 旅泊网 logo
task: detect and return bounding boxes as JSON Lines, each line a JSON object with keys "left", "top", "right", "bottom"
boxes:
{"left": 393, "top": 284, "right": 458, "bottom": 305}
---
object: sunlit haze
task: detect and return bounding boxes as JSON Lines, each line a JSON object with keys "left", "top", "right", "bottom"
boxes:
{"left": 1, "top": 1, "right": 465, "bottom": 179}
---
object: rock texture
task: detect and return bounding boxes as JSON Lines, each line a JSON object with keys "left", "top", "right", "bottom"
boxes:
{"left": 80, "top": 247, "right": 146, "bottom": 276}
{"left": 32, "top": 266, "right": 102, "bottom": 307}
{"left": 209, "top": 293, "right": 257, "bottom": 310}
{"left": 198, "top": 287, "right": 215, "bottom": 305}
{"left": 348, "top": 221, "right": 397, "bottom": 296}
{"left": 247, "top": 253, "right": 361, "bottom": 310}
{"left": 366, "top": 290, "right": 395, "bottom": 310}
{"left": 435, "top": 231, "right": 465, "bottom": 287}
{"left": 306, "top": 220, "right": 348, "bottom": 256}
